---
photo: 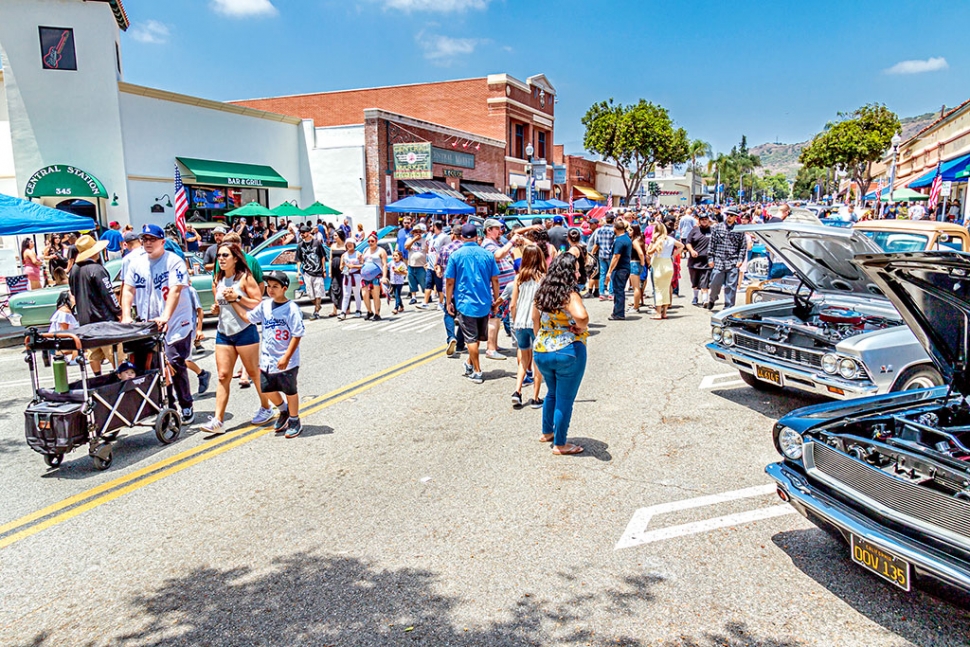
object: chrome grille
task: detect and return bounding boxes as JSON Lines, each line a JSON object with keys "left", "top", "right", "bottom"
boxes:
{"left": 806, "top": 442, "right": 970, "bottom": 543}
{"left": 733, "top": 332, "right": 823, "bottom": 369}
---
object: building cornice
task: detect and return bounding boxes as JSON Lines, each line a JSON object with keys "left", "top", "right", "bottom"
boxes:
{"left": 362, "top": 108, "right": 505, "bottom": 147}
{"left": 486, "top": 73, "right": 529, "bottom": 93}
{"left": 486, "top": 97, "right": 554, "bottom": 126}
{"left": 119, "top": 82, "right": 303, "bottom": 125}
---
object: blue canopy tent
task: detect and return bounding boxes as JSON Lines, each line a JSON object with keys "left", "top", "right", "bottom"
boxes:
{"left": 384, "top": 192, "right": 474, "bottom": 215}
{"left": 570, "top": 197, "right": 604, "bottom": 211}
{"left": 0, "top": 194, "right": 97, "bottom": 235}
{"left": 545, "top": 198, "right": 570, "bottom": 209}
{"left": 508, "top": 199, "right": 555, "bottom": 211}
{"left": 908, "top": 152, "right": 970, "bottom": 188}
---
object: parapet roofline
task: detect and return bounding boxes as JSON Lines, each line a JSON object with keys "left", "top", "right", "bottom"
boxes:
{"left": 92, "top": 0, "right": 130, "bottom": 31}
{"left": 230, "top": 76, "right": 490, "bottom": 104}
{"left": 362, "top": 108, "right": 505, "bottom": 148}
{"left": 119, "top": 82, "right": 303, "bottom": 125}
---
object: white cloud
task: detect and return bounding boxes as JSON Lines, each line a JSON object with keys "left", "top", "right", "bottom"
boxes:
{"left": 380, "top": 0, "right": 489, "bottom": 12}
{"left": 884, "top": 57, "right": 948, "bottom": 75}
{"left": 210, "top": 0, "right": 278, "bottom": 18}
{"left": 129, "top": 20, "right": 170, "bottom": 44}
{"left": 418, "top": 33, "right": 483, "bottom": 65}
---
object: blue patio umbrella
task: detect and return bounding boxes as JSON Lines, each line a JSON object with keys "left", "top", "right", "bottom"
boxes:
{"left": 545, "top": 198, "right": 570, "bottom": 209}
{"left": 508, "top": 199, "right": 556, "bottom": 211}
{"left": 385, "top": 192, "right": 474, "bottom": 215}
{"left": 0, "top": 194, "right": 97, "bottom": 235}
{"left": 571, "top": 197, "right": 605, "bottom": 211}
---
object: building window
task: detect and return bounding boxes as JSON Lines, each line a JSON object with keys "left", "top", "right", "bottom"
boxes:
{"left": 537, "top": 131, "right": 546, "bottom": 160}
{"left": 515, "top": 124, "right": 524, "bottom": 159}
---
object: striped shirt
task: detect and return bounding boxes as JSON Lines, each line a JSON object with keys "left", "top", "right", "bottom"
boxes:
{"left": 483, "top": 238, "right": 516, "bottom": 290}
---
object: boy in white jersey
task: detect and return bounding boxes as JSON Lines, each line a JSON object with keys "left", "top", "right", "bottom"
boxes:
{"left": 229, "top": 271, "right": 305, "bottom": 438}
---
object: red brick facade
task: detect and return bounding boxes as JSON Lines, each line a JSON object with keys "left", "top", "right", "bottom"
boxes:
{"left": 232, "top": 74, "right": 556, "bottom": 198}
{"left": 363, "top": 110, "right": 506, "bottom": 226}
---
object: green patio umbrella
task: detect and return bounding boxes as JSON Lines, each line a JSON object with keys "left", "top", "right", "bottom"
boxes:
{"left": 270, "top": 202, "right": 307, "bottom": 217}
{"left": 303, "top": 201, "right": 342, "bottom": 216}
{"left": 881, "top": 188, "right": 929, "bottom": 202}
{"left": 225, "top": 201, "right": 275, "bottom": 217}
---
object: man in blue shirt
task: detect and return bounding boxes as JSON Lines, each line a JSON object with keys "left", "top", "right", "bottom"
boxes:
{"left": 445, "top": 223, "right": 499, "bottom": 384}
{"left": 100, "top": 221, "right": 124, "bottom": 260}
{"left": 605, "top": 220, "right": 632, "bottom": 320}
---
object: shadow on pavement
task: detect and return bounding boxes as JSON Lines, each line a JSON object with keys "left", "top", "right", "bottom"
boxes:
{"left": 564, "top": 437, "right": 611, "bottom": 461}
{"left": 772, "top": 528, "right": 970, "bottom": 646}
{"left": 709, "top": 387, "right": 826, "bottom": 420}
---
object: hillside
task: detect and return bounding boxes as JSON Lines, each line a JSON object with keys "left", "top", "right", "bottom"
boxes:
{"left": 749, "top": 111, "right": 940, "bottom": 179}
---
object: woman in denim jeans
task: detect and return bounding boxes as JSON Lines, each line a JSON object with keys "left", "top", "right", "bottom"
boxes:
{"left": 509, "top": 245, "right": 546, "bottom": 409}
{"left": 532, "top": 253, "right": 589, "bottom": 455}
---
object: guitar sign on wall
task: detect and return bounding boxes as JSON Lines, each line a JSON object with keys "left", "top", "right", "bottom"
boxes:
{"left": 39, "top": 27, "right": 77, "bottom": 71}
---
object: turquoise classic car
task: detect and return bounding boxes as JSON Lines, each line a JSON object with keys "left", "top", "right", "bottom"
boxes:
{"left": 8, "top": 256, "right": 300, "bottom": 328}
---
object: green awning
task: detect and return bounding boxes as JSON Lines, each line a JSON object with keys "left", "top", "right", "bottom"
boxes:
{"left": 176, "top": 157, "right": 288, "bottom": 189}
{"left": 24, "top": 165, "right": 108, "bottom": 199}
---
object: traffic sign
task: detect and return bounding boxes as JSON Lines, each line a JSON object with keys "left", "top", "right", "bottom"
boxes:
{"left": 941, "top": 181, "right": 952, "bottom": 197}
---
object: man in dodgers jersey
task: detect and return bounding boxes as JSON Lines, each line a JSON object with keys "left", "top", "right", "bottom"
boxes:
{"left": 120, "top": 224, "right": 196, "bottom": 424}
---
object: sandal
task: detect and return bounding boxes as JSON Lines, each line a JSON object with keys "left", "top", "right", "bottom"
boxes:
{"left": 239, "top": 379, "right": 251, "bottom": 389}
{"left": 539, "top": 434, "right": 554, "bottom": 443}
{"left": 552, "top": 443, "right": 584, "bottom": 455}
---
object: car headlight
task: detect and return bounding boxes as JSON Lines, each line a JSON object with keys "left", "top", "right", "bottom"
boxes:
{"left": 721, "top": 329, "right": 735, "bottom": 346}
{"left": 711, "top": 326, "right": 723, "bottom": 343}
{"left": 777, "top": 427, "right": 804, "bottom": 460}
{"left": 838, "top": 357, "right": 859, "bottom": 380}
{"left": 821, "top": 353, "right": 839, "bottom": 375}
{"left": 751, "top": 291, "right": 764, "bottom": 303}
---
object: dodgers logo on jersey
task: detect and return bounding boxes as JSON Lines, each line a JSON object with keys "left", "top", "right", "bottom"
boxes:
{"left": 130, "top": 271, "right": 147, "bottom": 289}
{"left": 153, "top": 271, "right": 169, "bottom": 293}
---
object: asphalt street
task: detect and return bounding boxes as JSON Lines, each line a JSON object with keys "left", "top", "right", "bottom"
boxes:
{"left": 0, "top": 292, "right": 968, "bottom": 647}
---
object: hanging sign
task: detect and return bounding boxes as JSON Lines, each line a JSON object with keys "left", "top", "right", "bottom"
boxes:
{"left": 24, "top": 165, "right": 107, "bottom": 198}
{"left": 393, "top": 143, "right": 433, "bottom": 180}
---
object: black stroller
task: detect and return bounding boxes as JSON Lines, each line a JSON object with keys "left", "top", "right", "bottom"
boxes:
{"left": 23, "top": 322, "right": 183, "bottom": 470}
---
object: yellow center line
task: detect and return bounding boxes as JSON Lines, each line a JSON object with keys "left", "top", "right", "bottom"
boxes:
{"left": 0, "top": 346, "right": 445, "bottom": 548}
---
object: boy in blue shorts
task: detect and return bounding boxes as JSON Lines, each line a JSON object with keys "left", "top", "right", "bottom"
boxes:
{"left": 229, "top": 270, "right": 305, "bottom": 437}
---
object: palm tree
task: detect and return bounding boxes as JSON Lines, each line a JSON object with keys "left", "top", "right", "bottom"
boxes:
{"left": 687, "top": 139, "right": 712, "bottom": 204}
{"left": 707, "top": 153, "right": 733, "bottom": 205}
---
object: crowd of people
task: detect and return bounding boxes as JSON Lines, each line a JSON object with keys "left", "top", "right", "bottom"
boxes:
{"left": 18, "top": 194, "right": 969, "bottom": 455}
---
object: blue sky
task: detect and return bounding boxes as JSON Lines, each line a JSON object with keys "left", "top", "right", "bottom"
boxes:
{"left": 119, "top": 0, "right": 969, "bottom": 157}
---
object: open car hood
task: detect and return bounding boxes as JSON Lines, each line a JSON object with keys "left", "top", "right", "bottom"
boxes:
{"left": 738, "top": 222, "right": 885, "bottom": 297}
{"left": 856, "top": 251, "right": 970, "bottom": 394}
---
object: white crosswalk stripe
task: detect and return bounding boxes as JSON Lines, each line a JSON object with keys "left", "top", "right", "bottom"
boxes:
{"left": 338, "top": 309, "right": 441, "bottom": 334}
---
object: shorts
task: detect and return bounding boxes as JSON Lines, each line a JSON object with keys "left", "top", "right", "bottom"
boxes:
{"left": 493, "top": 297, "right": 510, "bottom": 321}
{"left": 260, "top": 366, "right": 300, "bottom": 396}
{"left": 361, "top": 277, "right": 381, "bottom": 289}
{"left": 216, "top": 324, "right": 259, "bottom": 347}
{"left": 688, "top": 266, "right": 712, "bottom": 290}
{"left": 456, "top": 312, "right": 489, "bottom": 342}
{"left": 513, "top": 328, "right": 535, "bottom": 350}
{"left": 425, "top": 269, "right": 444, "bottom": 293}
{"left": 87, "top": 345, "right": 117, "bottom": 370}
{"left": 304, "top": 274, "right": 326, "bottom": 300}
{"left": 630, "top": 261, "right": 643, "bottom": 276}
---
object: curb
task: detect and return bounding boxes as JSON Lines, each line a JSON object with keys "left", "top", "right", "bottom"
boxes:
{"left": 0, "top": 332, "right": 25, "bottom": 350}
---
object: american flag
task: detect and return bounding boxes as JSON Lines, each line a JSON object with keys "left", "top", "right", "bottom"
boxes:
{"left": 606, "top": 192, "right": 613, "bottom": 210}
{"left": 174, "top": 164, "right": 188, "bottom": 238}
{"left": 927, "top": 163, "right": 943, "bottom": 212}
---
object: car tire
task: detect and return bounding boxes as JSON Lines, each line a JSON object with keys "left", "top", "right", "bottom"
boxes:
{"left": 739, "top": 370, "right": 782, "bottom": 391}
{"left": 891, "top": 365, "right": 945, "bottom": 392}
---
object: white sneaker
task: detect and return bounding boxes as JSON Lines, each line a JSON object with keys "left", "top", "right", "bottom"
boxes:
{"left": 198, "top": 416, "right": 225, "bottom": 435}
{"left": 251, "top": 407, "right": 275, "bottom": 425}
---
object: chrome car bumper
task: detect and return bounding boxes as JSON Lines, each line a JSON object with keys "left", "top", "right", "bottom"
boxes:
{"left": 706, "top": 343, "right": 879, "bottom": 399}
{"left": 767, "top": 461, "right": 970, "bottom": 593}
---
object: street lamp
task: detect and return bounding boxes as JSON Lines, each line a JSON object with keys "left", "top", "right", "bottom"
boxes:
{"left": 525, "top": 142, "right": 535, "bottom": 215}
{"left": 887, "top": 132, "right": 902, "bottom": 212}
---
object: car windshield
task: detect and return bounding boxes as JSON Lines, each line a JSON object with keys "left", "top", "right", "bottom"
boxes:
{"left": 861, "top": 231, "right": 929, "bottom": 253}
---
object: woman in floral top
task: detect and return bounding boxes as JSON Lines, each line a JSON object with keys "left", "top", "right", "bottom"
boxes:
{"left": 532, "top": 253, "right": 589, "bottom": 455}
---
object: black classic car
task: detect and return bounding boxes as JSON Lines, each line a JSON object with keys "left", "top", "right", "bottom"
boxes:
{"left": 767, "top": 251, "right": 970, "bottom": 595}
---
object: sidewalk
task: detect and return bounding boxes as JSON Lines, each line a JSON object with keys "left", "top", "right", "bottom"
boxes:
{"left": 0, "top": 316, "right": 27, "bottom": 349}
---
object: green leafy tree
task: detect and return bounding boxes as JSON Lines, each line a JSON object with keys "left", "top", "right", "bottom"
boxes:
{"left": 708, "top": 138, "right": 760, "bottom": 202}
{"left": 582, "top": 98, "right": 690, "bottom": 204}
{"left": 686, "top": 139, "right": 712, "bottom": 204}
{"left": 799, "top": 103, "right": 900, "bottom": 205}
{"left": 792, "top": 166, "right": 830, "bottom": 201}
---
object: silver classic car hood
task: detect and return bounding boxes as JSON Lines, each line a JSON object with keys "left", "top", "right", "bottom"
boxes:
{"left": 856, "top": 251, "right": 970, "bottom": 394}
{"left": 738, "top": 223, "right": 885, "bottom": 297}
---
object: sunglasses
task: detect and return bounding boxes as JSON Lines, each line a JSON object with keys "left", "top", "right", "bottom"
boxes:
{"left": 216, "top": 252, "right": 232, "bottom": 258}
{"left": 140, "top": 235, "right": 161, "bottom": 242}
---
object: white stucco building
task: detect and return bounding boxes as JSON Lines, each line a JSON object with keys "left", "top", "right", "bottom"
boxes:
{"left": 0, "top": 0, "right": 378, "bottom": 233}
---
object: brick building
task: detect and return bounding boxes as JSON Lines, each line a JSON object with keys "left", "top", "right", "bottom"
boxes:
{"left": 233, "top": 73, "right": 557, "bottom": 203}
{"left": 553, "top": 145, "right": 603, "bottom": 203}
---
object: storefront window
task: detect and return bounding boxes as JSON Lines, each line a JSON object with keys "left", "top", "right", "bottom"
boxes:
{"left": 538, "top": 131, "right": 546, "bottom": 160}
{"left": 186, "top": 185, "right": 267, "bottom": 221}
{"left": 515, "top": 124, "right": 524, "bottom": 159}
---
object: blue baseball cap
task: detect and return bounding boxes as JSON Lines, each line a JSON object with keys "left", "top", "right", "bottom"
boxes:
{"left": 552, "top": 215, "right": 564, "bottom": 224}
{"left": 141, "top": 224, "right": 165, "bottom": 239}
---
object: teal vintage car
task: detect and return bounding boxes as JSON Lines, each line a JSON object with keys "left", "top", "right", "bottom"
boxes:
{"left": 8, "top": 256, "right": 300, "bottom": 328}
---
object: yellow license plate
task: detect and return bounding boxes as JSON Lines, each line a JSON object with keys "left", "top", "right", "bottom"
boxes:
{"left": 851, "top": 535, "right": 910, "bottom": 591}
{"left": 755, "top": 365, "right": 782, "bottom": 386}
